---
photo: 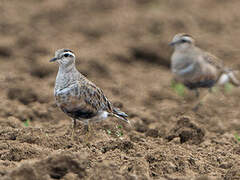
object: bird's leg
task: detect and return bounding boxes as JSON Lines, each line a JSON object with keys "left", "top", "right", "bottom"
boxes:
{"left": 83, "top": 121, "right": 92, "bottom": 143}
{"left": 86, "top": 121, "right": 94, "bottom": 136}
{"left": 83, "top": 122, "right": 89, "bottom": 133}
{"left": 83, "top": 120, "right": 97, "bottom": 143}
{"left": 195, "top": 89, "right": 200, "bottom": 98}
{"left": 192, "top": 89, "right": 211, "bottom": 112}
{"left": 208, "top": 87, "right": 213, "bottom": 93}
{"left": 71, "top": 118, "right": 77, "bottom": 141}
{"left": 192, "top": 89, "right": 201, "bottom": 111}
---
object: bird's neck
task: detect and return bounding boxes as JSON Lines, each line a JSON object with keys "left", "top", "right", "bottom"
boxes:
{"left": 174, "top": 44, "right": 194, "bottom": 53}
{"left": 55, "top": 65, "right": 80, "bottom": 91}
{"left": 59, "top": 63, "right": 76, "bottom": 73}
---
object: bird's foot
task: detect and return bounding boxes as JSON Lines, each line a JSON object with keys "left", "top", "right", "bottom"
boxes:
{"left": 192, "top": 102, "right": 202, "bottom": 112}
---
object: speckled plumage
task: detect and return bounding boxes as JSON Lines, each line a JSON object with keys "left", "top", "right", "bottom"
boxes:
{"left": 50, "top": 49, "right": 129, "bottom": 130}
{"left": 170, "top": 33, "right": 240, "bottom": 91}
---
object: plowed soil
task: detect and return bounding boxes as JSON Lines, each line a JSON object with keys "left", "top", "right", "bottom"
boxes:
{"left": 1, "top": 0, "right": 240, "bottom": 179}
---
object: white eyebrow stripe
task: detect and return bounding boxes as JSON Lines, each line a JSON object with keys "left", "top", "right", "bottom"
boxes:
{"left": 62, "top": 52, "right": 75, "bottom": 57}
{"left": 182, "top": 36, "right": 192, "bottom": 42}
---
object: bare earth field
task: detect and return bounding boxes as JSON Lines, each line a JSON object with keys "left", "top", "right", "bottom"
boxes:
{"left": 1, "top": 0, "right": 240, "bottom": 179}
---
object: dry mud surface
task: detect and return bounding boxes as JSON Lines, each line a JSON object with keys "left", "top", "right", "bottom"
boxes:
{"left": 1, "top": 0, "right": 240, "bottom": 179}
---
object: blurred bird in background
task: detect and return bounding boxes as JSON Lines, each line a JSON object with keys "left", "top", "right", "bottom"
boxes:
{"left": 169, "top": 33, "right": 240, "bottom": 109}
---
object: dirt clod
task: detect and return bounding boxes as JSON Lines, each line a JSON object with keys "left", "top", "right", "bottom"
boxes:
{"left": 145, "top": 129, "right": 159, "bottom": 138}
{"left": 166, "top": 117, "right": 205, "bottom": 144}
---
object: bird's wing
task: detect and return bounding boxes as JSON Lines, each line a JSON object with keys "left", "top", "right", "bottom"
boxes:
{"left": 175, "top": 63, "right": 195, "bottom": 76}
{"left": 202, "top": 52, "right": 224, "bottom": 71}
{"left": 79, "top": 80, "right": 129, "bottom": 123}
{"left": 78, "top": 80, "right": 114, "bottom": 113}
{"left": 56, "top": 80, "right": 114, "bottom": 119}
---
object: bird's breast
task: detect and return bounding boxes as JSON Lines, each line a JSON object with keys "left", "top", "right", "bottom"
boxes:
{"left": 55, "top": 84, "right": 82, "bottom": 107}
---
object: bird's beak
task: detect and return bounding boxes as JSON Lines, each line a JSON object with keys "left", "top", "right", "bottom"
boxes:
{"left": 168, "top": 41, "right": 176, "bottom": 46}
{"left": 49, "top": 57, "right": 58, "bottom": 62}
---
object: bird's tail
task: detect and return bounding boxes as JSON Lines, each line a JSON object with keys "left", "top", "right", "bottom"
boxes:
{"left": 112, "top": 108, "right": 130, "bottom": 124}
{"left": 228, "top": 71, "right": 240, "bottom": 86}
{"left": 218, "top": 69, "right": 240, "bottom": 86}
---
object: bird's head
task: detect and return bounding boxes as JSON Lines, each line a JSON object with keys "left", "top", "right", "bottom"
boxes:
{"left": 50, "top": 49, "right": 76, "bottom": 68}
{"left": 169, "top": 33, "right": 195, "bottom": 50}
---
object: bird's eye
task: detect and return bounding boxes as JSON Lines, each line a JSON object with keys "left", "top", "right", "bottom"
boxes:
{"left": 63, "top": 54, "right": 69, "bottom": 57}
{"left": 181, "top": 39, "right": 187, "bottom": 43}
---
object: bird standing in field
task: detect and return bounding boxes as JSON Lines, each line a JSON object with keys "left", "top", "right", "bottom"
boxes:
{"left": 50, "top": 49, "right": 129, "bottom": 138}
{"left": 169, "top": 33, "right": 239, "bottom": 107}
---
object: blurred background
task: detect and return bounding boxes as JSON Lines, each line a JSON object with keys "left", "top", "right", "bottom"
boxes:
{"left": 1, "top": 0, "right": 240, "bottom": 179}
